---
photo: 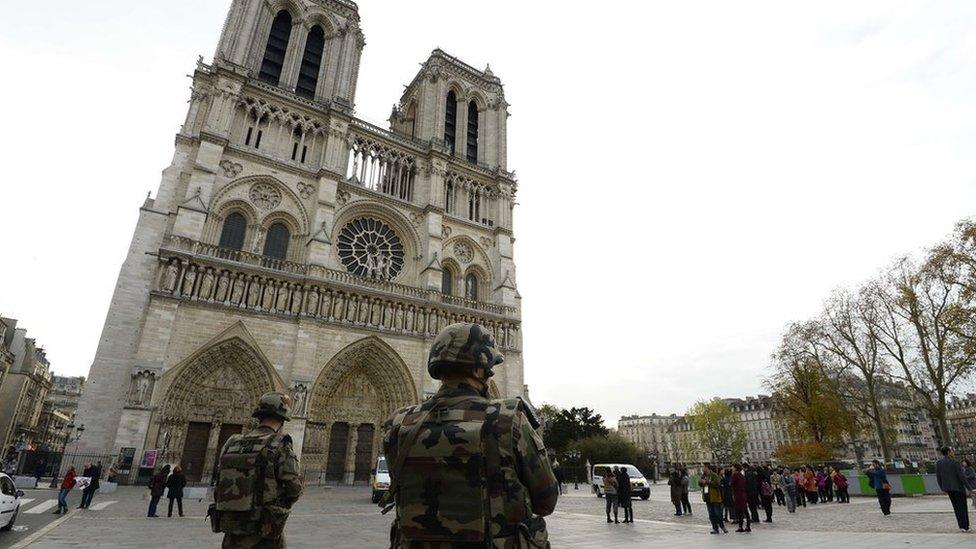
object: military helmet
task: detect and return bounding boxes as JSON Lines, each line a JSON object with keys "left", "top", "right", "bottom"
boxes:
{"left": 252, "top": 392, "right": 292, "bottom": 422}
{"left": 428, "top": 322, "right": 504, "bottom": 379}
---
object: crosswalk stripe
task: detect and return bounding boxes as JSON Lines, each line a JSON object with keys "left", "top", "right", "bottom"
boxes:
{"left": 17, "top": 498, "right": 35, "bottom": 505}
{"left": 88, "top": 500, "right": 117, "bottom": 511}
{"left": 24, "top": 499, "right": 58, "bottom": 514}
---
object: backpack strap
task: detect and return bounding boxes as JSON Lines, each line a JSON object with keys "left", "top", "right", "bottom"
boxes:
{"left": 382, "top": 405, "right": 435, "bottom": 515}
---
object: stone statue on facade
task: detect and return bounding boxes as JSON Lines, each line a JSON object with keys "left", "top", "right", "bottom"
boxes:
{"left": 163, "top": 261, "right": 180, "bottom": 292}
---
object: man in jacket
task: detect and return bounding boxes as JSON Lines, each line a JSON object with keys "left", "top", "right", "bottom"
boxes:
{"left": 743, "top": 462, "right": 760, "bottom": 523}
{"left": 616, "top": 467, "right": 633, "bottom": 523}
{"left": 701, "top": 464, "right": 727, "bottom": 534}
{"left": 936, "top": 446, "right": 970, "bottom": 532}
{"left": 382, "top": 323, "right": 558, "bottom": 548}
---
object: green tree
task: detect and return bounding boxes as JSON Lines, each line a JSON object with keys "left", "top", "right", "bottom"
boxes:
{"left": 686, "top": 398, "right": 747, "bottom": 464}
{"left": 543, "top": 406, "right": 610, "bottom": 456}
{"left": 568, "top": 434, "right": 639, "bottom": 468}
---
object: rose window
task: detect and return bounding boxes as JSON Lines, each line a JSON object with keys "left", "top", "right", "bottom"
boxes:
{"left": 336, "top": 218, "right": 405, "bottom": 280}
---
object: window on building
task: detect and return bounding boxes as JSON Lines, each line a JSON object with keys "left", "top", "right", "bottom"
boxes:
{"left": 290, "top": 127, "right": 307, "bottom": 163}
{"left": 296, "top": 25, "right": 325, "bottom": 99}
{"left": 218, "top": 212, "right": 247, "bottom": 250}
{"left": 441, "top": 268, "right": 453, "bottom": 295}
{"left": 465, "top": 273, "right": 478, "bottom": 300}
{"left": 262, "top": 223, "right": 290, "bottom": 259}
{"left": 444, "top": 91, "right": 457, "bottom": 154}
{"left": 258, "top": 10, "right": 293, "bottom": 85}
{"left": 466, "top": 101, "right": 479, "bottom": 163}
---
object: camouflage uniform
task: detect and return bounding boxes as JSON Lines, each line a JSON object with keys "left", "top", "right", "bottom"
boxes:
{"left": 383, "top": 323, "right": 559, "bottom": 548}
{"left": 214, "top": 393, "right": 303, "bottom": 549}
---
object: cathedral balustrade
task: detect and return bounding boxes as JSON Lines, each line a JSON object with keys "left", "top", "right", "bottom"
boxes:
{"left": 156, "top": 237, "right": 521, "bottom": 347}
{"left": 345, "top": 129, "right": 419, "bottom": 205}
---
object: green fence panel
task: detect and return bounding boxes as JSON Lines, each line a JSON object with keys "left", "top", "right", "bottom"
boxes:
{"left": 858, "top": 475, "right": 873, "bottom": 494}
{"left": 690, "top": 475, "right": 700, "bottom": 491}
{"left": 901, "top": 475, "right": 925, "bottom": 495}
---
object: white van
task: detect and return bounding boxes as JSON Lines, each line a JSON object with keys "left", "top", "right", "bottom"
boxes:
{"left": 590, "top": 463, "right": 650, "bottom": 500}
{"left": 0, "top": 473, "right": 25, "bottom": 533}
{"left": 370, "top": 456, "right": 391, "bottom": 503}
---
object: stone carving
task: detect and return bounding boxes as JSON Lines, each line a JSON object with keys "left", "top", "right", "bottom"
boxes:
{"left": 297, "top": 181, "right": 314, "bottom": 199}
{"left": 291, "top": 383, "right": 309, "bottom": 417}
{"left": 409, "top": 211, "right": 424, "bottom": 225}
{"left": 441, "top": 225, "right": 452, "bottom": 238}
{"left": 181, "top": 266, "right": 197, "bottom": 297}
{"left": 215, "top": 271, "right": 229, "bottom": 302}
{"left": 453, "top": 241, "right": 474, "bottom": 264}
{"left": 199, "top": 268, "right": 215, "bottom": 300}
{"left": 480, "top": 236, "right": 494, "bottom": 248}
{"left": 336, "top": 218, "right": 405, "bottom": 281}
{"left": 336, "top": 189, "right": 351, "bottom": 206}
{"left": 128, "top": 371, "right": 156, "bottom": 407}
{"left": 249, "top": 182, "right": 282, "bottom": 210}
{"left": 219, "top": 160, "right": 243, "bottom": 178}
{"left": 162, "top": 261, "right": 180, "bottom": 293}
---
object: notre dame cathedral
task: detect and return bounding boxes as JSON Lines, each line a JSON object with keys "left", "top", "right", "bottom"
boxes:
{"left": 74, "top": 0, "right": 522, "bottom": 485}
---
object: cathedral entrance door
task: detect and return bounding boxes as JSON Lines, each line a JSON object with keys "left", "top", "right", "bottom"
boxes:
{"left": 209, "top": 424, "right": 242, "bottom": 480}
{"left": 325, "top": 422, "right": 349, "bottom": 482}
{"left": 182, "top": 422, "right": 212, "bottom": 482}
{"left": 354, "top": 423, "right": 375, "bottom": 482}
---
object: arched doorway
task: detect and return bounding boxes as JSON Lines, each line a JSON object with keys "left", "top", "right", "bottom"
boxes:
{"left": 303, "top": 337, "right": 417, "bottom": 484}
{"left": 151, "top": 323, "right": 284, "bottom": 483}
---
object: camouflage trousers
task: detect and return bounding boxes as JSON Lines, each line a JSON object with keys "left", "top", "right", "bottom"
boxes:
{"left": 222, "top": 534, "right": 286, "bottom": 548}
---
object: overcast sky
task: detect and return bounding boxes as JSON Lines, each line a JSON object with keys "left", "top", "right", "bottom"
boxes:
{"left": 2, "top": 1, "right": 974, "bottom": 427}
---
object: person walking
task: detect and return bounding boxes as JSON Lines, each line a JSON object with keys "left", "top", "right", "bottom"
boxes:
{"left": 771, "top": 468, "right": 785, "bottom": 506}
{"left": 962, "top": 459, "right": 976, "bottom": 508}
{"left": 54, "top": 466, "right": 77, "bottom": 514}
{"left": 815, "top": 468, "right": 827, "bottom": 503}
{"left": 935, "top": 446, "right": 970, "bottom": 532}
{"left": 759, "top": 466, "right": 774, "bottom": 523}
{"left": 33, "top": 459, "right": 46, "bottom": 488}
{"left": 731, "top": 464, "right": 751, "bottom": 533}
{"left": 793, "top": 469, "right": 806, "bottom": 508}
{"left": 603, "top": 469, "right": 619, "bottom": 523}
{"left": 701, "top": 464, "right": 727, "bottom": 534}
{"left": 166, "top": 465, "right": 186, "bottom": 517}
{"left": 743, "top": 463, "right": 760, "bottom": 523}
{"left": 79, "top": 461, "right": 101, "bottom": 509}
{"left": 780, "top": 467, "right": 797, "bottom": 513}
{"left": 380, "top": 324, "right": 557, "bottom": 548}
{"left": 553, "top": 461, "right": 565, "bottom": 495}
{"left": 617, "top": 466, "right": 633, "bottom": 523}
{"left": 824, "top": 466, "right": 834, "bottom": 502}
{"left": 668, "top": 470, "right": 684, "bottom": 516}
{"left": 720, "top": 468, "right": 734, "bottom": 523}
{"left": 680, "top": 468, "right": 692, "bottom": 516}
{"left": 147, "top": 464, "right": 169, "bottom": 518}
{"left": 804, "top": 466, "right": 818, "bottom": 505}
{"left": 865, "top": 460, "right": 891, "bottom": 516}
{"left": 832, "top": 467, "right": 849, "bottom": 503}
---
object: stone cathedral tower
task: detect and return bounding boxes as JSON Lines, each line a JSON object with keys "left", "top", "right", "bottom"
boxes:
{"left": 74, "top": 0, "right": 521, "bottom": 485}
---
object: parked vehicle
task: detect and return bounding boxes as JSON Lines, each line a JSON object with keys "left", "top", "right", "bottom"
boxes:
{"left": 0, "top": 472, "right": 25, "bottom": 532}
{"left": 589, "top": 463, "right": 651, "bottom": 500}
{"left": 370, "top": 456, "right": 390, "bottom": 504}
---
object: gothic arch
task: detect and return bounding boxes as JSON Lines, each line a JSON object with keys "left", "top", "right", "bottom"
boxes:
{"left": 209, "top": 175, "right": 311, "bottom": 242}
{"left": 331, "top": 201, "right": 423, "bottom": 284}
{"left": 443, "top": 234, "right": 494, "bottom": 286}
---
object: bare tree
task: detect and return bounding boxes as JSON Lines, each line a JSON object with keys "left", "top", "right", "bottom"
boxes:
{"left": 867, "top": 256, "right": 976, "bottom": 445}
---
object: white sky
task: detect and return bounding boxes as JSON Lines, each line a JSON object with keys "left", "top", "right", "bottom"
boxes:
{"left": 1, "top": 1, "right": 974, "bottom": 427}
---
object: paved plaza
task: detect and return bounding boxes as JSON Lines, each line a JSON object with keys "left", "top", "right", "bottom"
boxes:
{"left": 3, "top": 483, "right": 973, "bottom": 548}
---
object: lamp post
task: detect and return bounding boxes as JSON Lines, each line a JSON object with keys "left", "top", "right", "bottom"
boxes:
{"left": 647, "top": 450, "right": 659, "bottom": 483}
{"left": 50, "top": 420, "right": 84, "bottom": 488}
{"left": 568, "top": 450, "right": 581, "bottom": 490}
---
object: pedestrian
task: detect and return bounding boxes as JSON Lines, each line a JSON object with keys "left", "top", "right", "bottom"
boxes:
{"left": 147, "top": 464, "right": 169, "bottom": 518}
{"left": 771, "top": 467, "right": 785, "bottom": 506}
{"left": 743, "top": 462, "right": 760, "bottom": 523}
{"left": 935, "top": 446, "right": 970, "bottom": 532}
{"left": 668, "top": 469, "right": 684, "bottom": 516}
{"left": 780, "top": 466, "right": 797, "bottom": 513}
{"left": 700, "top": 464, "right": 727, "bottom": 534}
{"left": 603, "top": 468, "right": 619, "bottom": 523}
{"left": 804, "top": 466, "right": 818, "bottom": 505}
{"left": 165, "top": 464, "right": 186, "bottom": 517}
{"left": 553, "top": 460, "right": 565, "bottom": 495}
{"left": 107, "top": 462, "right": 119, "bottom": 483}
{"left": 731, "top": 464, "right": 751, "bottom": 533}
{"left": 759, "top": 466, "right": 774, "bottom": 523}
{"left": 80, "top": 461, "right": 101, "bottom": 509}
{"left": 815, "top": 467, "right": 827, "bottom": 503}
{"left": 962, "top": 459, "right": 976, "bottom": 508}
{"left": 680, "top": 467, "right": 692, "bottom": 516}
{"left": 832, "top": 467, "right": 849, "bottom": 503}
{"left": 793, "top": 469, "right": 806, "bottom": 508}
{"left": 825, "top": 466, "right": 834, "bottom": 502}
{"left": 864, "top": 460, "right": 891, "bottom": 516}
{"left": 54, "top": 466, "right": 77, "bottom": 514}
{"left": 33, "top": 459, "right": 46, "bottom": 488}
{"left": 380, "top": 324, "right": 557, "bottom": 547}
{"left": 617, "top": 465, "right": 633, "bottom": 523}
{"left": 721, "top": 468, "right": 734, "bottom": 522}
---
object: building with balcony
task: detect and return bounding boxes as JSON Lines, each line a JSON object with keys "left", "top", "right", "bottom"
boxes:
{"left": 47, "top": 376, "right": 85, "bottom": 420}
{"left": 948, "top": 394, "right": 976, "bottom": 461}
{"left": 618, "top": 413, "right": 679, "bottom": 473}
{"left": 0, "top": 318, "right": 53, "bottom": 457}
{"left": 73, "top": 0, "right": 523, "bottom": 485}
{"left": 37, "top": 403, "right": 71, "bottom": 452}
{"left": 725, "top": 395, "right": 794, "bottom": 464}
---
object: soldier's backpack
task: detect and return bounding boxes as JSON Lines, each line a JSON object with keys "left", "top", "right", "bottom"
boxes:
{"left": 388, "top": 397, "right": 528, "bottom": 546}
{"left": 212, "top": 430, "right": 289, "bottom": 537}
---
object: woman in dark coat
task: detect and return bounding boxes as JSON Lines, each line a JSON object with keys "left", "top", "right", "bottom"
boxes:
{"left": 668, "top": 470, "right": 684, "bottom": 516}
{"left": 166, "top": 465, "right": 187, "bottom": 517}
{"left": 720, "top": 468, "right": 734, "bottom": 522}
{"left": 731, "top": 464, "right": 751, "bottom": 533}
{"left": 147, "top": 464, "right": 170, "bottom": 518}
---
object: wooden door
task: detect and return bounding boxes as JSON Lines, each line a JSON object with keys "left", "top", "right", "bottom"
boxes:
{"left": 211, "top": 424, "right": 242, "bottom": 480}
{"left": 354, "top": 424, "right": 375, "bottom": 482}
{"left": 182, "top": 422, "right": 212, "bottom": 482}
{"left": 325, "top": 422, "right": 349, "bottom": 482}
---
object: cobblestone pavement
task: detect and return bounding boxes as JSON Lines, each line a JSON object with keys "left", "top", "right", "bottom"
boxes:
{"left": 7, "top": 484, "right": 974, "bottom": 548}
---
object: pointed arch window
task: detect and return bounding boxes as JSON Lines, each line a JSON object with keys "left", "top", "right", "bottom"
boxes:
{"left": 444, "top": 91, "right": 457, "bottom": 154}
{"left": 465, "top": 273, "right": 478, "bottom": 301}
{"left": 442, "top": 268, "right": 453, "bottom": 295}
{"left": 262, "top": 223, "right": 291, "bottom": 259}
{"left": 258, "top": 10, "right": 293, "bottom": 85}
{"left": 218, "top": 212, "right": 247, "bottom": 251}
{"left": 296, "top": 25, "right": 325, "bottom": 99}
{"left": 466, "top": 101, "right": 479, "bottom": 163}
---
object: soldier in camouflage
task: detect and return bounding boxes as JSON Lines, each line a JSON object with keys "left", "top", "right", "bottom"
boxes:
{"left": 212, "top": 392, "right": 303, "bottom": 549}
{"left": 382, "top": 322, "right": 559, "bottom": 548}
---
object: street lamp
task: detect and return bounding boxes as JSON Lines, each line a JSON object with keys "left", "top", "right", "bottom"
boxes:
{"left": 50, "top": 420, "right": 84, "bottom": 488}
{"left": 568, "top": 450, "right": 581, "bottom": 490}
{"left": 646, "top": 450, "right": 659, "bottom": 483}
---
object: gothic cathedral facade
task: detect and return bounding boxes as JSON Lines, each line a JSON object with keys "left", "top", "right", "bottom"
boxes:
{"left": 74, "top": 0, "right": 522, "bottom": 485}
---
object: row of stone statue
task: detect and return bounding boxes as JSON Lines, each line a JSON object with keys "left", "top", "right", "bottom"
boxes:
{"left": 157, "top": 258, "right": 521, "bottom": 349}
